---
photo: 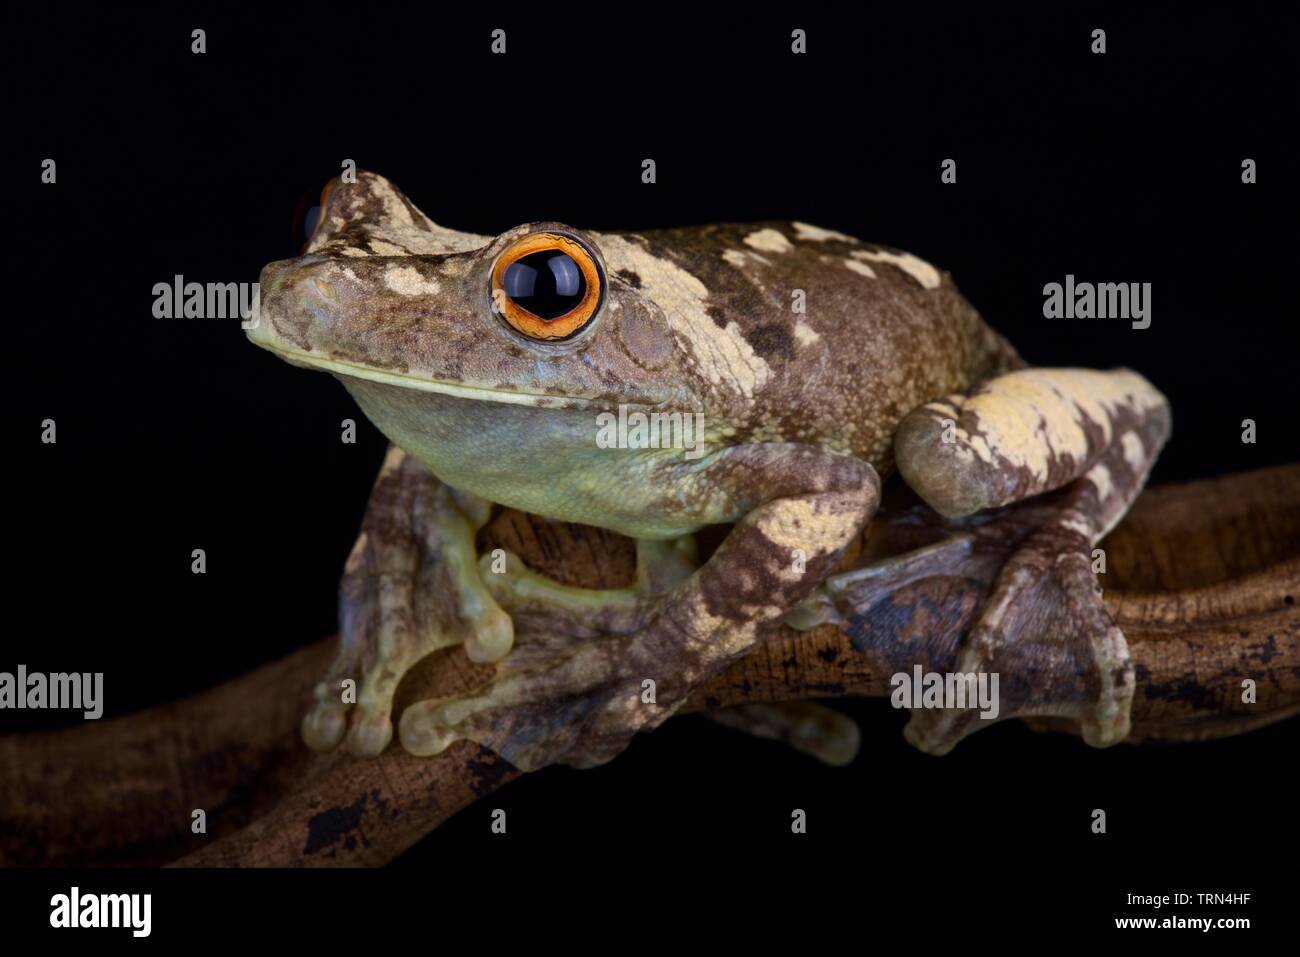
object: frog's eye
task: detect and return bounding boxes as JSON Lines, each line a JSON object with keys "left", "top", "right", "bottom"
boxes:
{"left": 491, "top": 233, "right": 603, "bottom": 341}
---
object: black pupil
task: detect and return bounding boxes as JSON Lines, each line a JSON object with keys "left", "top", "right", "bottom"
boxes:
{"left": 502, "top": 251, "right": 586, "bottom": 320}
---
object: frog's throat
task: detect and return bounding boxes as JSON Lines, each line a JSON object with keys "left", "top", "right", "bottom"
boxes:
{"left": 260, "top": 345, "right": 601, "bottom": 410}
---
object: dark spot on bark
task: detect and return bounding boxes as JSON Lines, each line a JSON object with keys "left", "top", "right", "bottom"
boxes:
{"left": 707, "top": 305, "right": 729, "bottom": 328}
{"left": 1285, "top": 595, "right": 1295, "bottom": 606}
{"left": 467, "top": 747, "right": 516, "bottom": 795}
{"left": 1141, "top": 672, "right": 1221, "bottom": 711}
{"left": 1246, "top": 634, "right": 1279, "bottom": 665}
{"left": 749, "top": 323, "right": 795, "bottom": 362}
{"left": 816, "top": 646, "right": 840, "bottom": 663}
{"left": 303, "top": 793, "right": 372, "bottom": 856}
{"left": 615, "top": 268, "right": 642, "bottom": 289}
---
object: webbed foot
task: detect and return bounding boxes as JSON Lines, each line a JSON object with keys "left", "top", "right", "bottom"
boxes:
{"left": 900, "top": 488, "right": 1135, "bottom": 753}
{"left": 302, "top": 446, "right": 513, "bottom": 756}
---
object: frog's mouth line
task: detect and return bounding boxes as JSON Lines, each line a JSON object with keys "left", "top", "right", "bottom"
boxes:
{"left": 258, "top": 344, "right": 604, "bottom": 410}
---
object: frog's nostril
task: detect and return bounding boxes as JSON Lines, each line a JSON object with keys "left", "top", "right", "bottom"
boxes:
{"left": 307, "top": 277, "right": 337, "bottom": 305}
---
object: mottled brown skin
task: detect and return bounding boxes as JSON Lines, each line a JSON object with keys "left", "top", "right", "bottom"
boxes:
{"left": 247, "top": 171, "right": 1171, "bottom": 767}
{"left": 616, "top": 222, "right": 1020, "bottom": 466}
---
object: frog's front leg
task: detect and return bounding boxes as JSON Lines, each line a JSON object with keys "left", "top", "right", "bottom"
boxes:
{"left": 887, "top": 366, "right": 1171, "bottom": 753}
{"left": 485, "top": 539, "right": 861, "bottom": 765}
{"left": 301, "top": 445, "right": 513, "bottom": 756}
{"left": 397, "top": 446, "right": 881, "bottom": 770}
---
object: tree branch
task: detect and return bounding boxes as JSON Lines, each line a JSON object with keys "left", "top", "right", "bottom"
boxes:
{"left": 2, "top": 465, "right": 1297, "bottom": 867}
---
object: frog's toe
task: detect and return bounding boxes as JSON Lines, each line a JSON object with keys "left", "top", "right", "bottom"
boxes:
{"left": 300, "top": 534, "right": 383, "bottom": 753}
{"left": 480, "top": 538, "right": 696, "bottom": 637}
{"left": 396, "top": 657, "right": 592, "bottom": 765}
{"left": 480, "top": 550, "right": 641, "bottom": 634}
{"left": 396, "top": 672, "right": 654, "bottom": 770}
{"left": 397, "top": 697, "right": 480, "bottom": 758}
{"left": 345, "top": 708, "right": 395, "bottom": 757}
{"left": 462, "top": 603, "right": 515, "bottom": 664}
{"left": 302, "top": 698, "right": 349, "bottom": 751}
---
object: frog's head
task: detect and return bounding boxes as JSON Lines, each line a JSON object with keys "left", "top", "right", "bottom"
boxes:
{"left": 247, "top": 172, "right": 688, "bottom": 413}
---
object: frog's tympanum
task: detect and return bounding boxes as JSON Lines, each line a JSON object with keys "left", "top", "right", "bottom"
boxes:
{"left": 248, "top": 172, "right": 1170, "bottom": 769}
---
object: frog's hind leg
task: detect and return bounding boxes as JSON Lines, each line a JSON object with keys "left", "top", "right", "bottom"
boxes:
{"left": 857, "top": 367, "right": 1170, "bottom": 754}
{"left": 894, "top": 368, "right": 1168, "bottom": 522}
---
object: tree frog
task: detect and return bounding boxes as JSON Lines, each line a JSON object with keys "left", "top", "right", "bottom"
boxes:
{"left": 247, "top": 172, "right": 1170, "bottom": 769}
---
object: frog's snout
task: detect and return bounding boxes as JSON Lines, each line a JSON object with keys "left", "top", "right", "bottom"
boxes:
{"left": 246, "top": 256, "right": 337, "bottom": 355}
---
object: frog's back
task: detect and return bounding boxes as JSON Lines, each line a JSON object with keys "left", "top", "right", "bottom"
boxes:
{"left": 601, "top": 221, "right": 1018, "bottom": 473}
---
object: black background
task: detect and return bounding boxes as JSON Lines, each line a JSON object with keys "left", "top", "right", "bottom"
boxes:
{"left": 5, "top": 2, "right": 1297, "bottom": 940}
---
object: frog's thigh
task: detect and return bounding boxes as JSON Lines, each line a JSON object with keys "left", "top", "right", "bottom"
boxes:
{"left": 481, "top": 537, "right": 698, "bottom": 634}
{"left": 895, "top": 367, "right": 1170, "bottom": 518}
